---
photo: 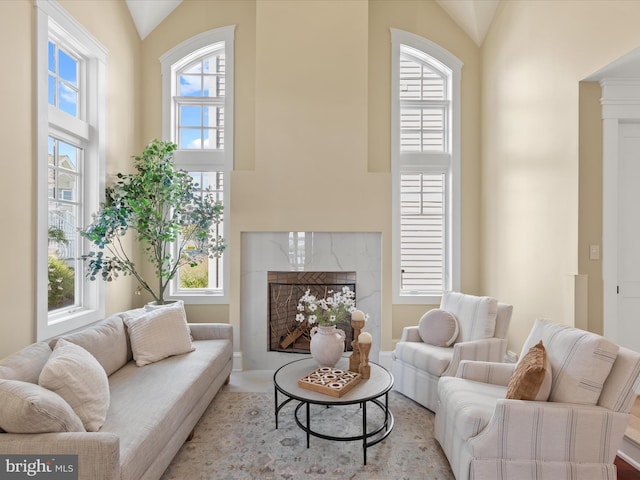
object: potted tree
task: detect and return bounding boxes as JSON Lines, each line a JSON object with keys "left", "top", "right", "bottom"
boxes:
{"left": 81, "top": 139, "right": 225, "bottom": 305}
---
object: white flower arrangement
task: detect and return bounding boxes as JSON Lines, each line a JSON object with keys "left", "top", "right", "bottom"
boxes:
{"left": 295, "top": 287, "right": 357, "bottom": 327}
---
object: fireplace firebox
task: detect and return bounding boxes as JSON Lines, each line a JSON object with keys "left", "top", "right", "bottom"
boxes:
{"left": 268, "top": 271, "right": 356, "bottom": 354}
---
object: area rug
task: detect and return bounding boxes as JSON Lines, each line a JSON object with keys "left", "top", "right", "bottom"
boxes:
{"left": 160, "top": 389, "right": 454, "bottom": 480}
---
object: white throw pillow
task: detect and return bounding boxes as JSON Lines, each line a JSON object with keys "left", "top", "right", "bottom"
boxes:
{"left": 440, "top": 291, "right": 498, "bottom": 342}
{"left": 418, "top": 309, "right": 459, "bottom": 347}
{"left": 123, "top": 301, "right": 195, "bottom": 367}
{"left": 0, "top": 379, "right": 85, "bottom": 433}
{"left": 521, "top": 319, "right": 619, "bottom": 405}
{"left": 38, "top": 339, "right": 110, "bottom": 432}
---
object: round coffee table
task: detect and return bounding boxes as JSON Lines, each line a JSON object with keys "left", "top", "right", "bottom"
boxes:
{"left": 273, "top": 357, "right": 394, "bottom": 465}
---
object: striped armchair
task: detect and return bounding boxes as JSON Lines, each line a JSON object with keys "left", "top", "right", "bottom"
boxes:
{"left": 434, "top": 319, "right": 640, "bottom": 480}
{"left": 391, "top": 291, "right": 513, "bottom": 412}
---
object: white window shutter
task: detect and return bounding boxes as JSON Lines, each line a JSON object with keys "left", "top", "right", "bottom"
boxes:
{"left": 400, "top": 173, "right": 445, "bottom": 295}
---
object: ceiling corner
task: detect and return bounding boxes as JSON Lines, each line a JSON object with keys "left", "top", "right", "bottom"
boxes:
{"left": 125, "top": 0, "right": 182, "bottom": 40}
{"left": 435, "top": 0, "right": 501, "bottom": 47}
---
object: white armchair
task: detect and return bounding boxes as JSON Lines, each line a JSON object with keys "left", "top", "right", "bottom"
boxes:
{"left": 434, "top": 318, "right": 640, "bottom": 480}
{"left": 391, "top": 291, "right": 513, "bottom": 411}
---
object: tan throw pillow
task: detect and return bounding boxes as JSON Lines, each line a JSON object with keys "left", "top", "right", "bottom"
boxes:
{"left": 123, "top": 301, "right": 195, "bottom": 367}
{"left": 0, "top": 342, "right": 52, "bottom": 383}
{"left": 0, "top": 379, "right": 85, "bottom": 433}
{"left": 39, "top": 339, "right": 110, "bottom": 432}
{"left": 418, "top": 309, "right": 459, "bottom": 347}
{"left": 506, "top": 340, "right": 552, "bottom": 401}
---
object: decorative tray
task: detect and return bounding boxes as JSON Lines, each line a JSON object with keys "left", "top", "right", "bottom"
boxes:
{"left": 298, "top": 367, "right": 361, "bottom": 397}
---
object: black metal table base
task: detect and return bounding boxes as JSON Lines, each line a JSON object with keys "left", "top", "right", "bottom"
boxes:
{"left": 274, "top": 389, "right": 394, "bottom": 465}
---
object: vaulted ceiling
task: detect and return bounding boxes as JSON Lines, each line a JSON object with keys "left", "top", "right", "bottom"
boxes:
{"left": 125, "top": 0, "right": 181, "bottom": 40}
{"left": 435, "top": 0, "right": 500, "bottom": 46}
{"left": 125, "top": 0, "right": 500, "bottom": 46}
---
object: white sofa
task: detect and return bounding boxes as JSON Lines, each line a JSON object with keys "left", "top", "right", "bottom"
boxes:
{"left": 435, "top": 318, "right": 640, "bottom": 480}
{"left": 0, "top": 304, "right": 233, "bottom": 480}
{"left": 392, "top": 291, "right": 513, "bottom": 411}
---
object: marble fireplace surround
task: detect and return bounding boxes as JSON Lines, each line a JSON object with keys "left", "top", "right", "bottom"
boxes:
{"left": 240, "top": 232, "right": 382, "bottom": 371}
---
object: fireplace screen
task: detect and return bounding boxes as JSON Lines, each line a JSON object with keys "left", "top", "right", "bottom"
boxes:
{"left": 268, "top": 271, "right": 356, "bottom": 354}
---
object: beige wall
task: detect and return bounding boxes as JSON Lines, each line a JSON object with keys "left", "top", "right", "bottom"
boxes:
{"left": 140, "top": 0, "right": 480, "bottom": 349}
{"left": 0, "top": 0, "right": 140, "bottom": 358}
{"left": 0, "top": 0, "right": 35, "bottom": 357}
{"left": 482, "top": 0, "right": 640, "bottom": 352}
{"left": 15, "top": 0, "right": 635, "bottom": 360}
{"left": 579, "top": 81, "right": 603, "bottom": 335}
{"left": 0, "top": 0, "right": 481, "bottom": 357}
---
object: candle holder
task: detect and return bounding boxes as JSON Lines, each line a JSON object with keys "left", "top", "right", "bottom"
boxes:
{"left": 349, "top": 316, "right": 366, "bottom": 373}
{"left": 358, "top": 341, "right": 371, "bottom": 379}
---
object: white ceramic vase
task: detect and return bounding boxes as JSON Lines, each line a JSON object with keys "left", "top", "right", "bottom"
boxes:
{"left": 310, "top": 325, "right": 346, "bottom": 367}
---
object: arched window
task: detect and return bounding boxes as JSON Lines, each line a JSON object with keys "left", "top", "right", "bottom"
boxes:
{"left": 391, "top": 29, "right": 462, "bottom": 303}
{"left": 161, "top": 26, "right": 235, "bottom": 303}
{"left": 174, "top": 43, "right": 226, "bottom": 151}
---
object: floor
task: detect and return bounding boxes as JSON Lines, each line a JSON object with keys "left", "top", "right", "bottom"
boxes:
{"left": 618, "top": 456, "right": 640, "bottom": 480}
{"left": 227, "top": 370, "right": 274, "bottom": 393}
{"left": 227, "top": 371, "right": 640, "bottom": 479}
{"left": 619, "top": 396, "right": 640, "bottom": 480}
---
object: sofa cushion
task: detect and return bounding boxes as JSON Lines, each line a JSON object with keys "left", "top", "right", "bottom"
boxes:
{"left": 0, "top": 342, "right": 52, "bottom": 383}
{"left": 419, "top": 309, "right": 459, "bottom": 347}
{"left": 101, "top": 338, "right": 232, "bottom": 480}
{"left": 393, "top": 341, "right": 453, "bottom": 376}
{"left": 438, "top": 376, "right": 504, "bottom": 440}
{"left": 506, "top": 340, "right": 552, "bottom": 401}
{"left": 521, "top": 319, "right": 619, "bottom": 405}
{"left": 52, "top": 314, "right": 130, "bottom": 376}
{"left": 0, "top": 379, "right": 85, "bottom": 433}
{"left": 123, "top": 301, "right": 195, "bottom": 367}
{"left": 39, "top": 339, "right": 110, "bottom": 432}
{"left": 440, "top": 292, "right": 498, "bottom": 342}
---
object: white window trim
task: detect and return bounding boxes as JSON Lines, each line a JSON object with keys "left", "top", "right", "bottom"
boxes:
{"left": 35, "top": 0, "right": 107, "bottom": 339}
{"left": 160, "top": 26, "right": 235, "bottom": 304}
{"left": 391, "top": 29, "right": 462, "bottom": 304}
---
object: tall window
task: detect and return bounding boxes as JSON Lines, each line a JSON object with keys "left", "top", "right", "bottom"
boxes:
{"left": 161, "top": 26, "right": 234, "bottom": 303}
{"left": 391, "top": 29, "right": 462, "bottom": 304}
{"left": 36, "top": 0, "right": 107, "bottom": 339}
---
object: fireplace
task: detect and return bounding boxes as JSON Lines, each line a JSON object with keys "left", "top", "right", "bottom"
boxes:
{"left": 240, "top": 232, "right": 381, "bottom": 371}
{"left": 267, "top": 271, "right": 356, "bottom": 354}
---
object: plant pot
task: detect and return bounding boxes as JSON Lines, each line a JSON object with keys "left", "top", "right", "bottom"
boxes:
{"left": 310, "top": 325, "right": 346, "bottom": 367}
{"left": 145, "top": 300, "right": 180, "bottom": 311}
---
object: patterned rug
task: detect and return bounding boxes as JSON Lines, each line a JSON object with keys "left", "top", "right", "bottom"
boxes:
{"left": 160, "top": 388, "right": 454, "bottom": 480}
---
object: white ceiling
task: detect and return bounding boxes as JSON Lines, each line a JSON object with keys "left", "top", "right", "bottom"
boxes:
{"left": 585, "top": 46, "right": 640, "bottom": 81}
{"left": 125, "top": 0, "right": 182, "bottom": 40}
{"left": 125, "top": 0, "right": 500, "bottom": 46}
{"left": 436, "top": 0, "right": 501, "bottom": 46}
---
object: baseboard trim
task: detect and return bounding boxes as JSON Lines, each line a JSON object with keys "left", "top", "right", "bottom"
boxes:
{"left": 233, "top": 351, "right": 243, "bottom": 371}
{"left": 233, "top": 350, "right": 394, "bottom": 372}
{"left": 378, "top": 350, "right": 393, "bottom": 370}
{"left": 618, "top": 435, "right": 640, "bottom": 470}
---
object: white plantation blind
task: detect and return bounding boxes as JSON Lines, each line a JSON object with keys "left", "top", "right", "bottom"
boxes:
{"left": 400, "top": 173, "right": 445, "bottom": 295}
{"left": 399, "top": 49, "right": 448, "bottom": 153}
{"left": 392, "top": 32, "right": 461, "bottom": 303}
